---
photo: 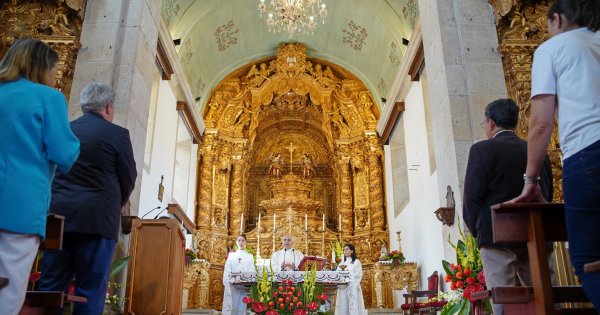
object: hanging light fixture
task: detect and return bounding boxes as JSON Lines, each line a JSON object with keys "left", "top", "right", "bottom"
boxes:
{"left": 258, "top": 0, "right": 327, "bottom": 37}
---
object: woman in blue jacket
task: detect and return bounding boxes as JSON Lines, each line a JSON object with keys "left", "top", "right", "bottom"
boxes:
{"left": 0, "top": 38, "right": 79, "bottom": 315}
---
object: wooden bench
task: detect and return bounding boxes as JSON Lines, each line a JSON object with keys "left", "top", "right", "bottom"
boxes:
{"left": 19, "top": 214, "right": 87, "bottom": 314}
{"left": 19, "top": 291, "right": 87, "bottom": 315}
{"left": 491, "top": 203, "right": 594, "bottom": 315}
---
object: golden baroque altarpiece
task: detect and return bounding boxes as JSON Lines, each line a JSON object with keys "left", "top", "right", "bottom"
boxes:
{"left": 188, "top": 43, "right": 390, "bottom": 309}
{"left": 0, "top": 0, "right": 85, "bottom": 100}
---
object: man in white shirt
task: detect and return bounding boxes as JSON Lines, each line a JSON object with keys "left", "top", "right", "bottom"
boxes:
{"left": 270, "top": 235, "right": 304, "bottom": 271}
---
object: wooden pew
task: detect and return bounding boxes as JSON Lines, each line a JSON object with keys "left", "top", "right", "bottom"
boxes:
{"left": 19, "top": 214, "right": 87, "bottom": 314}
{"left": 39, "top": 213, "right": 64, "bottom": 250}
{"left": 491, "top": 203, "right": 595, "bottom": 315}
{"left": 19, "top": 291, "right": 87, "bottom": 315}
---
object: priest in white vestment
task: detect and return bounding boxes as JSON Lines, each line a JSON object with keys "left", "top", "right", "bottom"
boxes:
{"left": 335, "top": 244, "right": 367, "bottom": 315}
{"left": 270, "top": 234, "right": 304, "bottom": 271}
{"left": 222, "top": 234, "right": 255, "bottom": 315}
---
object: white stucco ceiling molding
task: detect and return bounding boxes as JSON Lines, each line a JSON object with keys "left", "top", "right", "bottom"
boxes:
{"left": 161, "top": 0, "right": 419, "bottom": 115}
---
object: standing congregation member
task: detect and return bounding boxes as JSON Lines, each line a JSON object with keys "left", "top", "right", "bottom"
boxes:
{"left": 37, "top": 83, "right": 136, "bottom": 315}
{"left": 222, "top": 234, "right": 255, "bottom": 315}
{"left": 0, "top": 38, "right": 80, "bottom": 315}
{"left": 270, "top": 234, "right": 304, "bottom": 271}
{"left": 508, "top": 0, "right": 600, "bottom": 309}
{"left": 335, "top": 244, "right": 366, "bottom": 315}
{"left": 463, "top": 99, "right": 553, "bottom": 315}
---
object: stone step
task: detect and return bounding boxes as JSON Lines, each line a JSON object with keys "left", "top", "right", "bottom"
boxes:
{"left": 182, "top": 309, "right": 220, "bottom": 315}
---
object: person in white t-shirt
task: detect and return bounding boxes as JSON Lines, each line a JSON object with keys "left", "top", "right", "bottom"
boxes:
{"left": 507, "top": 0, "right": 600, "bottom": 309}
{"left": 270, "top": 235, "right": 304, "bottom": 271}
{"left": 222, "top": 234, "right": 255, "bottom": 315}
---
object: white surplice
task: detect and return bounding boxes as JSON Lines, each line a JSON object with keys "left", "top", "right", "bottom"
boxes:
{"left": 270, "top": 248, "right": 304, "bottom": 271}
{"left": 335, "top": 258, "right": 367, "bottom": 315}
{"left": 222, "top": 250, "right": 255, "bottom": 315}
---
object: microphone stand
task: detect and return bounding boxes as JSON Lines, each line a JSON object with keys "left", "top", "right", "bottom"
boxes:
{"left": 140, "top": 206, "right": 161, "bottom": 219}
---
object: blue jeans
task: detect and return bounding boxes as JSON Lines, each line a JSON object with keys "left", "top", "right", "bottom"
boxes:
{"left": 563, "top": 138, "right": 600, "bottom": 311}
{"left": 37, "top": 233, "right": 116, "bottom": 315}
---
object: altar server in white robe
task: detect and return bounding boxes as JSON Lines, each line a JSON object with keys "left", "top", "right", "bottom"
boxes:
{"left": 335, "top": 244, "right": 367, "bottom": 315}
{"left": 222, "top": 234, "right": 255, "bottom": 315}
{"left": 270, "top": 234, "right": 304, "bottom": 271}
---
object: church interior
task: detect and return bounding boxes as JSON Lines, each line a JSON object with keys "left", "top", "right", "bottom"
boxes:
{"left": 1, "top": 0, "right": 586, "bottom": 314}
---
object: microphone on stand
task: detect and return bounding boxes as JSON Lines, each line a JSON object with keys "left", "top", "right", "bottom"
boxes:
{"left": 283, "top": 248, "right": 288, "bottom": 271}
{"left": 292, "top": 249, "right": 296, "bottom": 271}
{"left": 153, "top": 207, "right": 168, "bottom": 219}
{"left": 140, "top": 206, "right": 161, "bottom": 219}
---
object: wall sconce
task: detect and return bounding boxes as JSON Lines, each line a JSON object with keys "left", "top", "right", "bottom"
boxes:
{"left": 158, "top": 175, "right": 165, "bottom": 202}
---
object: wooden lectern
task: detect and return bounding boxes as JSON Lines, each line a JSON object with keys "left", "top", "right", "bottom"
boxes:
{"left": 125, "top": 219, "right": 184, "bottom": 315}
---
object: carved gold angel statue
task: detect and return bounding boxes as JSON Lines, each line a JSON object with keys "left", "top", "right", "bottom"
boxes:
{"left": 301, "top": 153, "right": 315, "bottom": 179}
{"left": 268, "top": 153, "right": 284, "bottom": 178}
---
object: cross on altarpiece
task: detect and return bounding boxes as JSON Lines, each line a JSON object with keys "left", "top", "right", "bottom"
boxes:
{"left": 285, "top": 142, "right": 297, "bottom": 174}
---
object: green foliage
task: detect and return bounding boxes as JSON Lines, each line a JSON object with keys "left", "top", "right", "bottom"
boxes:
{"left": 109, "top": 256, "right": 131, "bottom": 280}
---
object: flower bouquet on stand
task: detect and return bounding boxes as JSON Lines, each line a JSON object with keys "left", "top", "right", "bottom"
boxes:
{"left": 438, "top": 225, "right": 491, "bottom": 315}
{"left": 184, "top": 248, "right": 197, "bottom": 267}
{"left": 385, "top": 250, "right": 406, "bottom": 269}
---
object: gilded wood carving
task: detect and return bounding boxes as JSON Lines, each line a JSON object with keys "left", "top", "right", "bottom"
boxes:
{"left": 193, "top": 43, "right": 388, "bottom": 309}
{"left": 0, "top": 0, "right": 84, "bottom": 99}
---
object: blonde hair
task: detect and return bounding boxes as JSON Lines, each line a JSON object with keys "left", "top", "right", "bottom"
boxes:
{"left": 0, "top": 38, "right": 58, "bottom": 84}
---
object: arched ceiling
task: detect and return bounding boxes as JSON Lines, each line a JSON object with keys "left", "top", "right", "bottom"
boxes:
{"left": 162, "top": 0, "right": 419, "bottom": 112}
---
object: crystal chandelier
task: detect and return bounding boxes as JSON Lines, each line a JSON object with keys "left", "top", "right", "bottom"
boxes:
{"left": 258, "top": 0, "right": 327, "bottom": 37}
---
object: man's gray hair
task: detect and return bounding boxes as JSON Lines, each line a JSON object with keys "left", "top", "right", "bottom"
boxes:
{"left": 80, "top": 83, "right": 115, "bottom": 113}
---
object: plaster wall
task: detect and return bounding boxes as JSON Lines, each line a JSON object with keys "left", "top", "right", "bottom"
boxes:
{"left": 385, "top": 80, "right": 445, "bottom": 305}
{"left": 138, "top": 80, "right": 179, "bottom": 219}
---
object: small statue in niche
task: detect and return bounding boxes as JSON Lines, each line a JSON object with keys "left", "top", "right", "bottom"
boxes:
{"left": 446, "top": 185, "right": 455, "bottom": 208}
{"left": 379, "top": 244, "right": 389, "bottom": 261}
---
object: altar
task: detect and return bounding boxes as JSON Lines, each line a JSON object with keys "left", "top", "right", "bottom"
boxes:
{"left": 227, "top": 270, "right": 351, "bottom": 287}
{"left": 227, "top": 270, "right": 350, "bottom": 313}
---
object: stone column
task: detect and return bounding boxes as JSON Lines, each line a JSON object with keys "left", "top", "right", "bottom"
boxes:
{"left": 70, "top": 0, "right": 162, "bottom": 212}
{"left": 367, "top": 136, "right": 385, "bottom": 230}
{"left": 418, "top": 0, "right": 508, "bottom": 245}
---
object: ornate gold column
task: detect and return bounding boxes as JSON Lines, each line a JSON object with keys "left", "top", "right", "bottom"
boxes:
{"left": 197, "top": 134, "right": 216, "bottom": 230}
{"left": 338, "top": 150, "right": 353, "bottom": 236}
{"left": 229, "top": 156, "right": 244, "bottom": 235}
{"left": 367, "top": 136, "right": 385, "bottom": 230}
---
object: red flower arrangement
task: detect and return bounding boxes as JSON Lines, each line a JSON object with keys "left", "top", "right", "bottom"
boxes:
{"left": 244, "top": 278, "right": 330, "bottom": 315}
{"left": 439, "top": 224, "right": 491, "bottom": 314}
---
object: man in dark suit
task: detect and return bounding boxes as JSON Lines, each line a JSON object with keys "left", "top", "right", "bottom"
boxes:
{"left": 463, "top": 98, "right": 552, "bottom": 315}
{"left": 38, "top": 83, "right": 136, "bottom": 315}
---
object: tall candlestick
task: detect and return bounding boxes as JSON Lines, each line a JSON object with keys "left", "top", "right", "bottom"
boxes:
{"left": 240, "top": 213, "right": 244, "bottom": 234}
{"left": 258, "top": 213, "right": 262, "bottom": 232}
{"left": 272, "top": 213, "right": 277, "bottom": 253}
{"left": 305, "top": 213, "right": 308, "bottom": 230}
{"left": 322, "top": 213, "right": 325, "bottom": 231}
{"left": 338, "top": 214, "right": 342, "bottom": 234}
{"left": 257, "top": 213, "right": 261, "bottom": 258}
